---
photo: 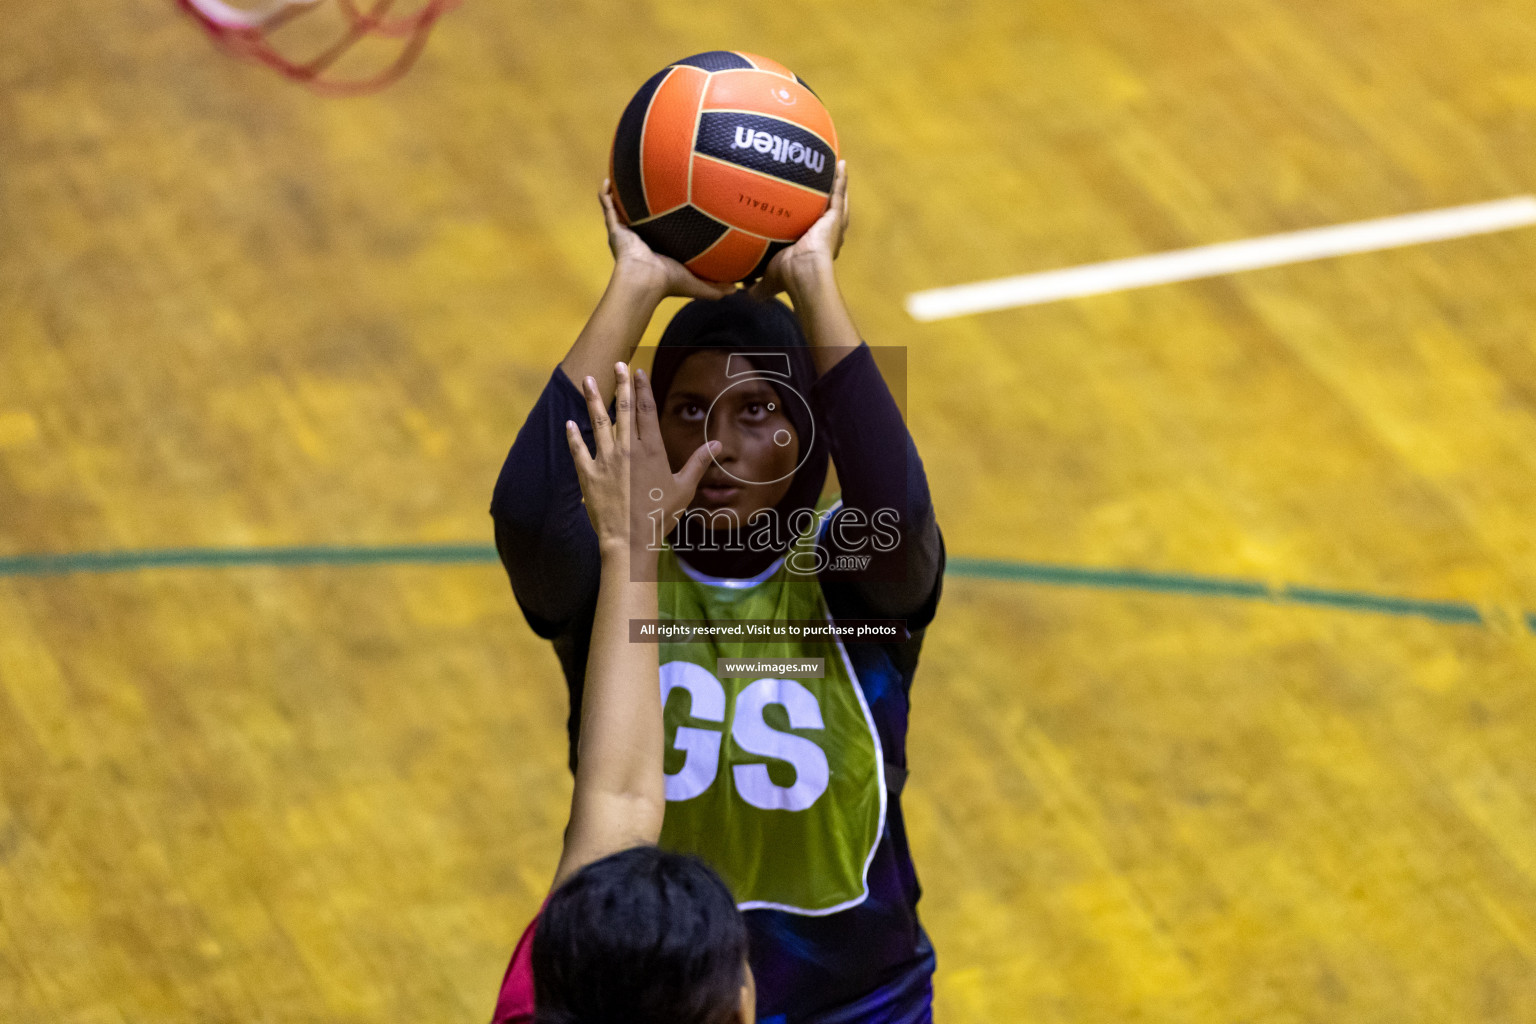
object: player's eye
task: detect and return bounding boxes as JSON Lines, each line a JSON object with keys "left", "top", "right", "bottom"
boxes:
{"left": 674, "top": 401, "right": 704, "bottom": 421}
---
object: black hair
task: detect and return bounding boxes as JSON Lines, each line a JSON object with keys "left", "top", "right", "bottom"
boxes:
{"left": 531, "top": 846, "right": 749, "bottom": 1024}
{"left": 649, "top": 292, "right": 830, "bottom": 577}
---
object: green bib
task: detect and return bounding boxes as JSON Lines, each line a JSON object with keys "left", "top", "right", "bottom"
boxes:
{"left": 656, "top": 503, "right": 887, "bottom": 915}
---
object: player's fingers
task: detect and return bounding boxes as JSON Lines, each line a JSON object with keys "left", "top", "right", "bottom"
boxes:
{"left": 599, "top": 181, "right": 625, "bottom": 231}
{"left": 840, "top": 162, "right": 850, "bottom": 232}
{"left": 634, "top": 367, "right": 658, "bottom": 442}
{"left": 613, "top": 361, "right": 633, "bottom": 452}
{"left": 564, "top": 419, "right": 593, "bottom": 474}
{"left": 675, "top": 439, "right": 723, "bottom": 499}
{"left": 582, "top": 375, "right": 613, "bottom": 458}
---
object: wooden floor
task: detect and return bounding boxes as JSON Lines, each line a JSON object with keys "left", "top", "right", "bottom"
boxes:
{"left": 4, "top": 0, "right": 1536, "bottom": 1020}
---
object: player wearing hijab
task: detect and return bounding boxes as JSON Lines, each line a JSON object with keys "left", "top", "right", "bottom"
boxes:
{"left": 492, "top": 163, "right": 945, "bottom": 1024}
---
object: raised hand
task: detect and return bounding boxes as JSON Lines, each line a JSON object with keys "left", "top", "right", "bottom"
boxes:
{"left": 566, "top": 361, "right": 718, "bottom": 555}
{"left": 600, "top": 182, "right": 735, "bottom": 302}
{"left": 749, "top": 159, "right": 849, "bottom": 302}
{"left": 631, "top": 365, "right": 720, "bottom": 548}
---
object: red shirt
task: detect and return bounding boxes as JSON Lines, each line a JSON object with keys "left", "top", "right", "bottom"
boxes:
{"left": 492, "top": 914, "right": 539, "bottom": 1024}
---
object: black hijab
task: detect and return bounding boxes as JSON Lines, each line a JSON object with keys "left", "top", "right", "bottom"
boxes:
{"left": 648, "top": 292, "right": 829, "bottom": 579}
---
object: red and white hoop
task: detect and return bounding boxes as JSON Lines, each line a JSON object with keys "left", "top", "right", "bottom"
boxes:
{"left": 176, "top": 0, "right": 459, "bottom": 96}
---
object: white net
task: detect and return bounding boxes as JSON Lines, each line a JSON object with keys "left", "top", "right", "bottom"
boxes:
{"left": 176, "top": 0, "right": 458, "bottom": 95}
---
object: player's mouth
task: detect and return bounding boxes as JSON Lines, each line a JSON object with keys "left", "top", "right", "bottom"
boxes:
{"left": 697, "top": 483, "right": 742, "bottom": 507}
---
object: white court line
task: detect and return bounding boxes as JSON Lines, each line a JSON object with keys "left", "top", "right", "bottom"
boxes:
{"left": 905, "top": 196, "right": 1536, "bottom": 322}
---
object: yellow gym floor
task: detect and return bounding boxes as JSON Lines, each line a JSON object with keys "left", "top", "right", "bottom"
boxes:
{"left": 3, "top": 0, "right": 1535, "bottom": 1020}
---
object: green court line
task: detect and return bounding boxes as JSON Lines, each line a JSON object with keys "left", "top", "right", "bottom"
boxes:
{"left": 942, "top": 558, "right": 1490, "bottom": 626}
{"left": 0, "top": 544, "right": 1511, "bottom": 628}
{"left": 0, "top": 544, "right": 496, "bottom": 576}
{"left": 943, "top": 557, "right": 1270, "bottom": 599}
{"left": 1275, "top": 584, "right": 1482, "bottom": 624}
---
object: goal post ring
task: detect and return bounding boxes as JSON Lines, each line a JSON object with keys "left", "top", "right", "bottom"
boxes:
{"left": 175, "top": 0, "right": 460, "bottom": 96}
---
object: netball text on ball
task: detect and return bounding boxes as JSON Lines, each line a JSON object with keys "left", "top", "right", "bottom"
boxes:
{"left": 731, "top": 126, "right": 827, "bottom": 174}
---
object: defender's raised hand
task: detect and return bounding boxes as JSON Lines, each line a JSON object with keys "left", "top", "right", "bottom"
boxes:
{"left": 632, "top": 365, "right": 718, "bottom": 547}
{"left": 554, "top": 359, "right": 715, "bottom": 889}
{"left": 566, "top": 361, "right": 718, "bottom": 555}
